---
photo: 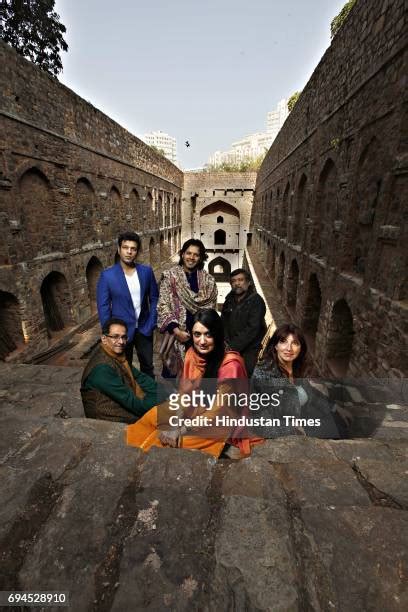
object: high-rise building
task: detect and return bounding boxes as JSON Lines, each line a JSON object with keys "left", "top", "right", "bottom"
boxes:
{"left": 266, "top": 99, "right": 289, "bottom": 141}
{"left": 207, "top": 99, "right": 288, "bottom": 167}
{"left": 143, "top": 131, "right": 178, "bottom": 165}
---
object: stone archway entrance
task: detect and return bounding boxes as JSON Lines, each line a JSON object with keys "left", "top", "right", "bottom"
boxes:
{"left": 208, "top": 256, "right": 231, "bottom": 282}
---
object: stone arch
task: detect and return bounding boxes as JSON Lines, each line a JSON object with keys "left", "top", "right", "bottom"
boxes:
{"left": 281, "top": 182, "right": 290, "bottom": 237}
{"left": 158, "top": 195, "right": 163, "bottom": 226}
{"left": 149, "top": 237, "right": 155, "bottom": 266}
{"left": 313, "top": 158, "right": 338, "bottom": 257}
{"left": 302, "top": 273, "right": 322, "bottom": 348}
{"left": 208, "top": 256, "right": 231, "bottom": 281}
{"left": 200, "top": 201, "right": 240, "bottom": 219}
{"left": 166, "top": 196, "right": 171, "bottom": 226}
{"left": 0, "top": 291, "right": 25, "bottom": 360}
{"left": 214, "top": 229, "right": 226, "bottom": 245}
{"left": 287, "top": 259, "right": 299, "bottom": 310}
{"left": 160, "top": 234, "right": 165, "bottom": 261}
{"left": 293, "top": 174, "right": 307, "bottom": 244}
{"left": 217, "top": 216, "right": 224, "bottom": 223}
{"left": 277, "top": 252, "right": 285, "bottom": 290}
{"left": 86, "top": 256, "right": 103, "bottom": 315}
{"left": 128, "top": 189, "right": 141, "bottom": 232}
{"left": 270, "top": 243, "right": 276, "bottom": 279}
{"left": 19, "top": 167, "right": 56, "bottom": 256}
{"left": 326, "top": 299, "right": 354, "bottom": 377}
{"left": 76, "top": 178, "right": 96, "bottom": 242}
{"left": 349, "top": 138, "right": 382, "bottom": 276}
{"left": 109, "top": 186, "right": 121, "bottom": 239}
{"left": 147, "top": 192, "right": 153, "bottom": 227}
{"left": 268, "top": 190, "right": 273, "bottom": 231}
{"left": 266, "top": 239, "right": 272, "bottom": 269}
{"left": 40, "top": 271, "right": 73, "bottom": 337}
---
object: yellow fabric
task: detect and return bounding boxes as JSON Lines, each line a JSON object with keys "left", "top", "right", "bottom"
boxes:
{"left": 101, "top": 342, "right": 145, "bottom": 399}
{"left": 126, "top": 348, "right": 243, "bottom": 457}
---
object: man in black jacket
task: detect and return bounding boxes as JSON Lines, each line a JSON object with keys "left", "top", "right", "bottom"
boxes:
{"left": 221, "top": 269, "right": 267, "bottom": 376}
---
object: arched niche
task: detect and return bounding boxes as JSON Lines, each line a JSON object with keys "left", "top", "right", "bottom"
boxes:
{"left": 281, "top": 182, "right": 290, "bottom": 238}
{"left": 128, "top": 189, "right": 141, "bottom": 232}
{"left": 0, "top": 291, "right": 25, "bottom": 360}
{"left": 301, "top": 273, "right": 322, "bottom": 349}
{"left": 313, "top": 159, "right": 338, "bottom": 257}
{"left": 293, "top": 174, "right": 307, "bottom": 245}
{"left": 76, "top": 177, "right": 96, "bottom": 241}
{"left": 109, "top": 186, "right": 121, "bottom": 239}
{"left": 86, "top": 256, "right": 103, "bottom": 315}
{"left": 326, "top": 299, "right": 354, "bottom": 377}
{"left": 287, "top": 259, "right": 299, "bottom": 309}
{"left": 19, "top": 167, "right": 55, "bottom": 256}
{"left": 40, "top": 271, "right": 73, "bottom": 338}
{"left": 277, "top": 252, "right": 285, "bottom": 290}
{"left": 214, "top": 229, "right": 226, "bottom": 245}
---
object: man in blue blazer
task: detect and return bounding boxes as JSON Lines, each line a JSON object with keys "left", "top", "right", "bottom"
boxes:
{"left": 97, "top": 231, "right": 158, "bottom": 378}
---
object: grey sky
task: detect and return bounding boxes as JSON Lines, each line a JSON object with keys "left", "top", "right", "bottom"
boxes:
{"left": 54, "top": 0, "right": 347, "bottom": 169}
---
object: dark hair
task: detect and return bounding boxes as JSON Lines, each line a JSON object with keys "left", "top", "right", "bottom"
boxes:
{"left": 101, "top": 317, "right": 128, "bottom": 336}
{"left": 230, "top": 268, "right": 250, "bottom": 281}
{"left": 192, "top": 309, "right": 225, "bottom": 378}
{"left": 265, "top": 323, "right": 307, "bottom": 378}
{"left": 178, "top": 239, "right": 208, "bottom": 270}
{"left": 118, "top": 231, "right": 141, "bottom": 250}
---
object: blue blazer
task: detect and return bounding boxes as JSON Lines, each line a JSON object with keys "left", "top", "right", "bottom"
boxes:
{"left": 96, "top": 263, "right": 158, "bottom": 339}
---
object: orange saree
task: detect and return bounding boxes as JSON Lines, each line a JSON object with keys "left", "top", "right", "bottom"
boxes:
{"left": 126, "top": 347, "right": 255, "bottom": 457}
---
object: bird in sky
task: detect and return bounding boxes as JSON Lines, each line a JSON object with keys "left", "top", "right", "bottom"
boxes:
{"left": 185, "top": 141, "right": 190, "bottom": 148}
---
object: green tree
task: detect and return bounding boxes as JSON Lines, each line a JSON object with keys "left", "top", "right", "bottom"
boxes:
{"left": 0, "top": 0, "right": 68, "bottom": 76}
{"left": 206, "top": 151, "right": 267, "bottom": 173}
{"left": 331, "top": 0, "right": 356, "bottom": 39}
{"left": 150, "top": 145, "right": 166, "bottom": 156}
{"left": 287, "top": 91, "right": 301, "bottom": 112}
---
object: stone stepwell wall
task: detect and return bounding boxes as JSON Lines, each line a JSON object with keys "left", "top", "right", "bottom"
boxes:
{"left": 1, "top": 361, "right": 407, "bottom": 610}
{"left": 0, "top": 41, "right": 183, "bottom": 362}
{"left": 251, "top": 0, "right": 408, "bottom": 378}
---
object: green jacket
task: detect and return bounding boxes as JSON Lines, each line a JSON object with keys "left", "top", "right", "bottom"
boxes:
{"left": 81, "top": 345, "right": 159, "bottom": 423}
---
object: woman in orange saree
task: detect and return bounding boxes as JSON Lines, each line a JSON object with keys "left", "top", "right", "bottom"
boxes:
{"left": 126, "top": 309, "right": 253, "bottom": 458}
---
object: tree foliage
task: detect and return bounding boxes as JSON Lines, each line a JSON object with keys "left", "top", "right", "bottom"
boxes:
{"left": 330, "top": 0, "right": 356, "bottom": 39}
{"left": 287, "top": 91, "right": 301, "bottom": 112}
{"left": 150, "top": 145, "right": 167, "bottom": 156}
{"left": 206, "top": 152, "right": 267, "bottom": 173}
{"left": 0, "top": 0, "right": 68, "bottom": 76}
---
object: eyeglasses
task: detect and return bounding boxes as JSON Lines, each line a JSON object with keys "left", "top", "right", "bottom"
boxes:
{"left": 105, "top": 334, "right": 128, "bottom": 342}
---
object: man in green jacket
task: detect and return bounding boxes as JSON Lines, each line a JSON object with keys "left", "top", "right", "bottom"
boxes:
{"left": 81, "top": 317, "right": 161, "bottom": 423}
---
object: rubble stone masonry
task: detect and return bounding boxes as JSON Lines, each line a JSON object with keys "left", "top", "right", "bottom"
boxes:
{"left": 0, "top": 41, "right": 183, "bottom": 361}
{"left": 251, "top": 0, "right": 407, "bottom": 378}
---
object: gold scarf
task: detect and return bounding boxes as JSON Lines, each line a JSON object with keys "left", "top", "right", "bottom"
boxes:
{"left": 101, "top": 343, "right": 145, "bottom": 399}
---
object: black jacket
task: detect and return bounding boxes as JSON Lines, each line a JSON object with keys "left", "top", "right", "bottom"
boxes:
{"left": 221, "top": 289, "right": 266, "bottom": 368}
